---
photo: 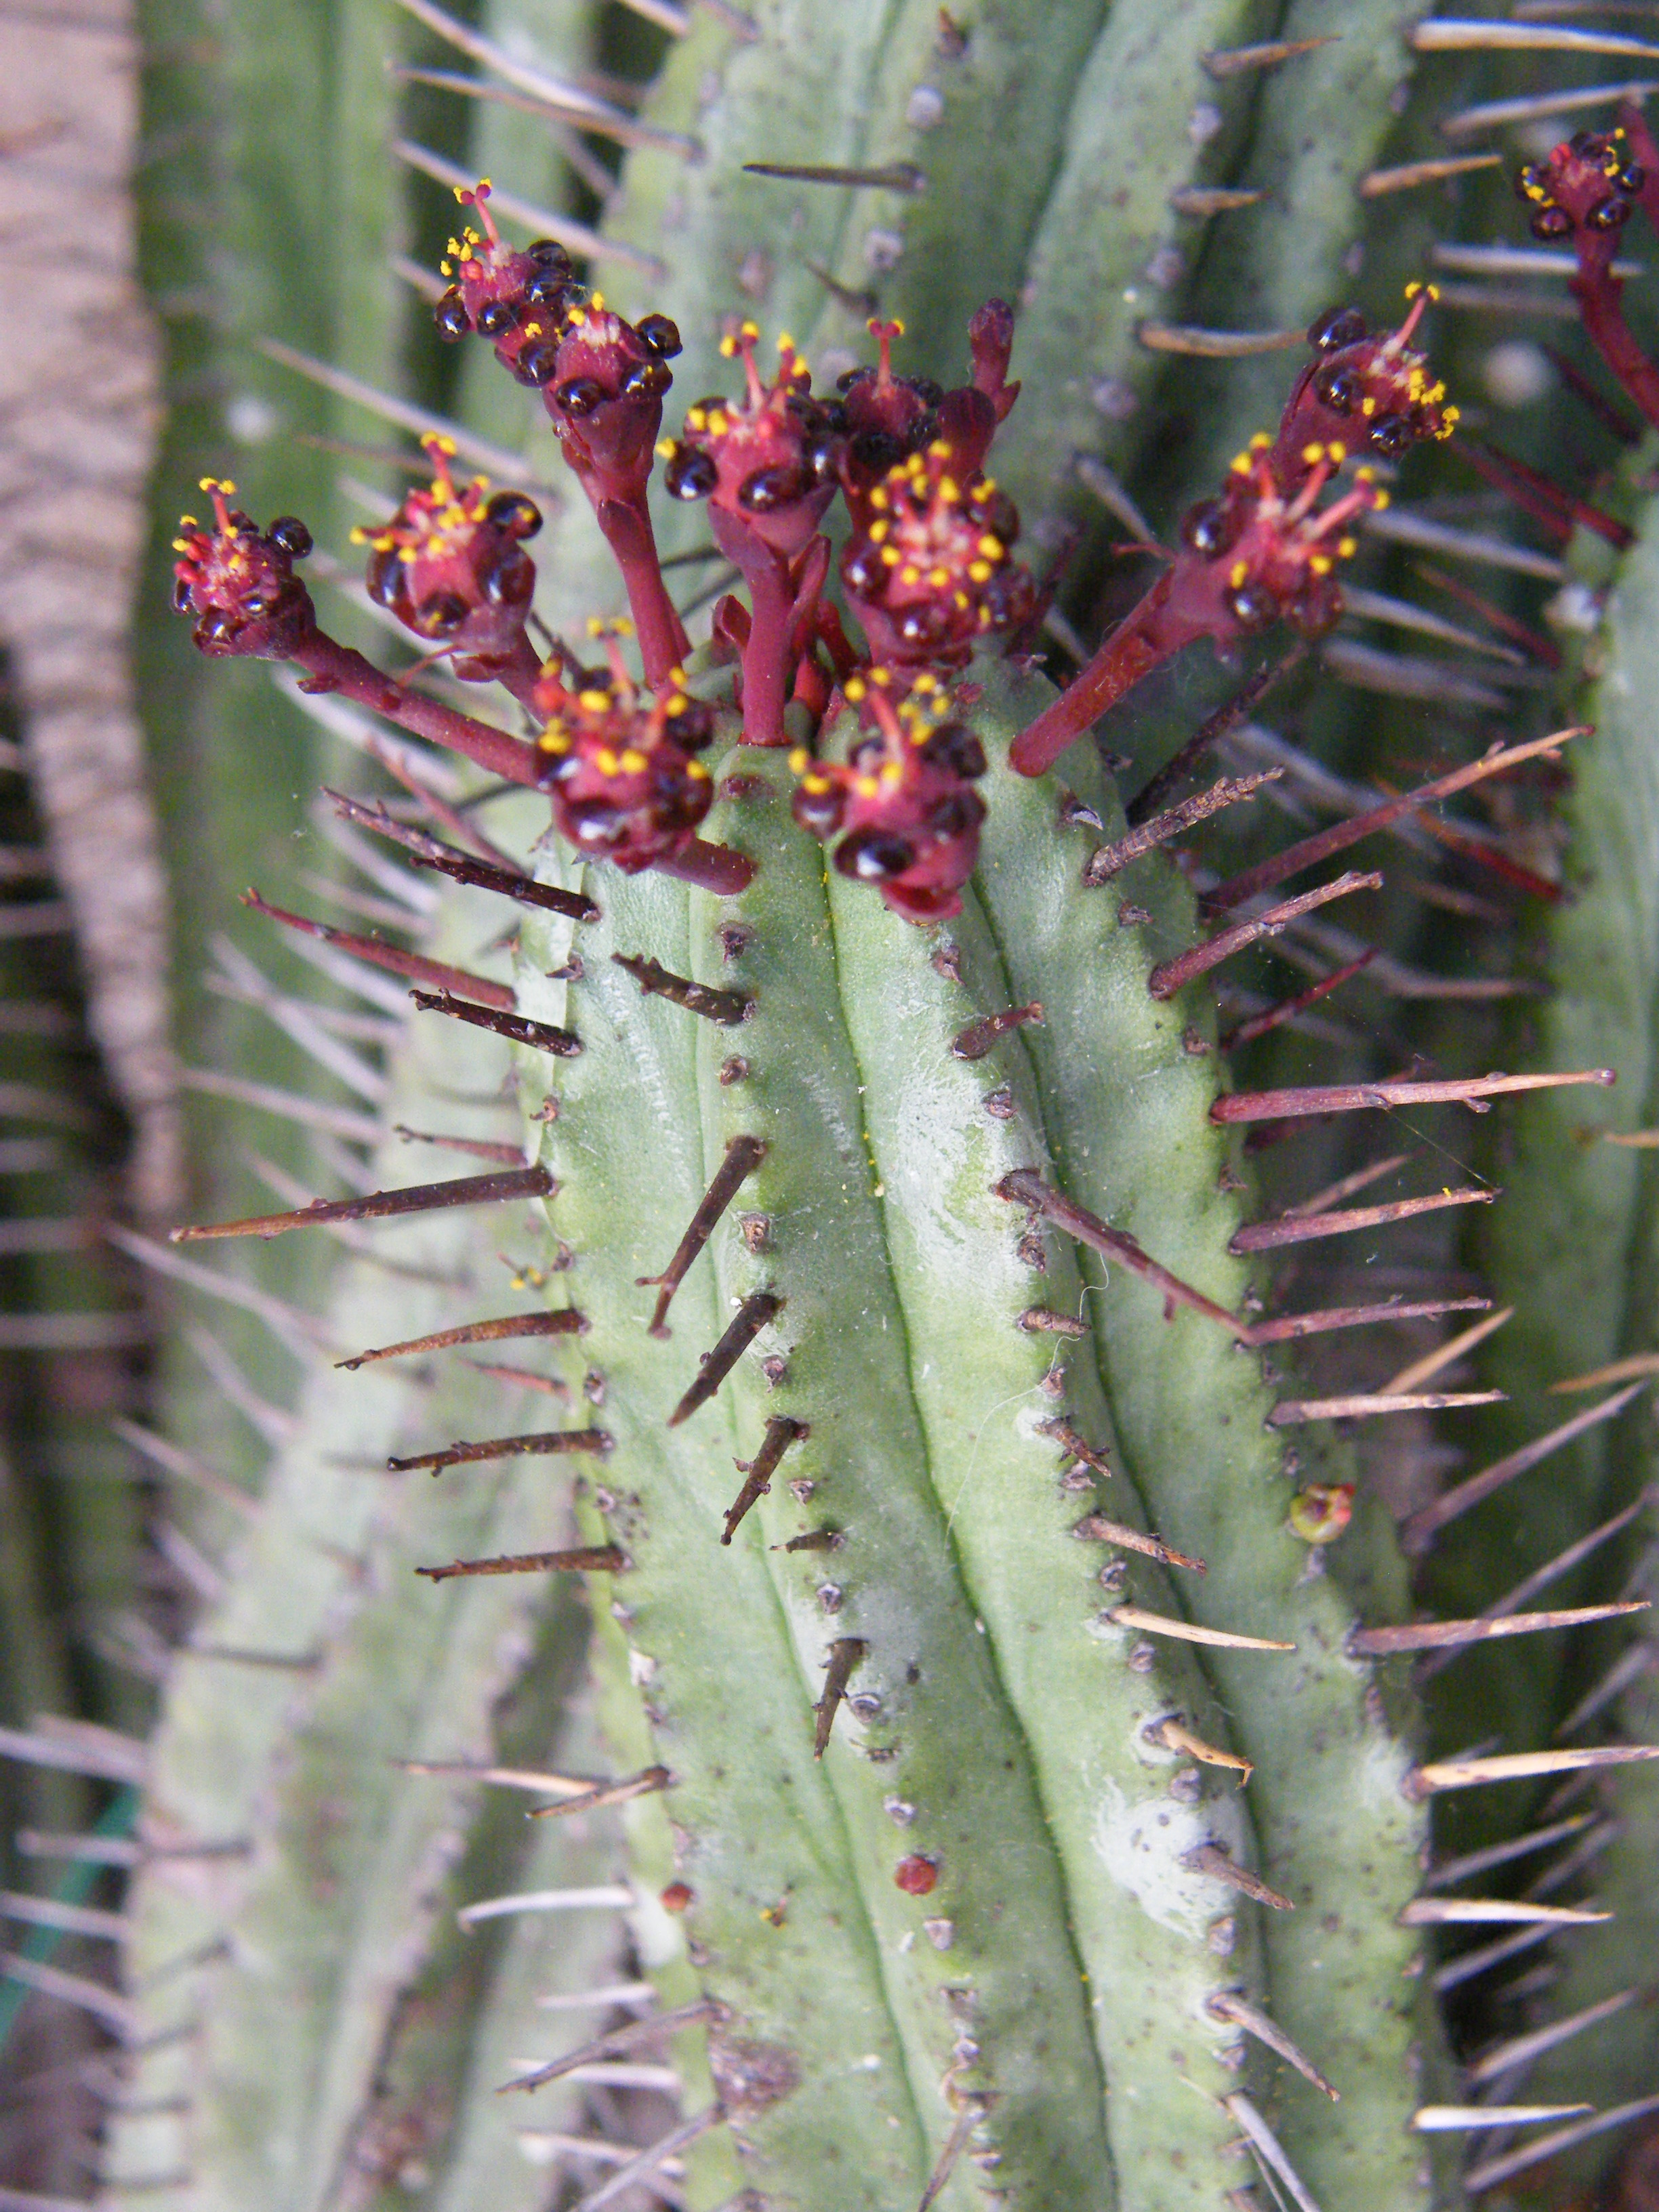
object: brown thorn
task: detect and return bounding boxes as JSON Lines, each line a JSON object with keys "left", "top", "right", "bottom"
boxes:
{"left": 1352, "top": 1601, "right": 1648, "bottom": 1657}
{"left": 1379, "top": 1305, "right": 1513, "bottom": 1395}
{"left": 1415, "top": 560, "right": 1563, "bottom": 668}
{"left": 1426, "top": 1813, "right": 1597, "bottom": 1891}
{"left": 951, "top": 1001, "right": 1044, "bottom": 1060}
{"left": 779, "top": 1528, "right": 843, "bottom": 1553}
{"left": 1467, "top": 1988, "right": 1640, "bottom": 2086}
{"left": 1200, "top": 731, "right": 1582, "bottom": 916}
{"left": 1401, "top": 1381, "right": 1647, "bottom": 1551}
{"left": 326, "top": 790, "right": 598, "bottom": 922}
{"left": 1035, "top": 1416, "right": 1113, "bottom": 1479}
{"left": 499, "top": 1994, "right": 716, "bottom": 2093}
{"left": 743, "top": 159, "right": 926, "bottom": 192}
{"left": 1220, "top": 951, "right": 1374, "bottom": 1049}
{"left": 393, "top": 1123, "right": 525, "bottom": 1165}
{"left": 338, "top": 1307, "right": 588, "bottom": 1371}
{"left": 178, "top": 1065, "right": 382, "bottom": 1145}
{"left": 389, "top": 1428, "right": 612, "bottom": 1474}
{"left": 242, "top": 888, "right": 516, "bottom": 1010}
{"left": 1417, "top": 2104, "right": 1595, "bottom": 2131}
{"left": 1019, "top": 1307, "right": 1090, "bottom": 1338}
{"left": 1424, "top": 1479, "right": 1650, "bottom": 1668}
{"left": 397, "top": 1758, "right": 602, "bottom": 1794}
{"left": 1154, "top": 1718, "right": 1245, "bottom": 1777}
{"left": 411, "top": 987, "right": 582, "bottom": 1059}
{"left": 613, "top": 953, "right": 754, "bottom": 1027}
{"left": 668, "top": 1290, "right": 783, "bottom": 1428}
{"left": 997, "top": 1169, "right": 1253, "bottom": 1343}
{"left": 1412, "top": 18, "right": 1659, "bottom": 54}
{"left": 1408, "top": 1743, "right": 1659, "bottom": 1799}
{"left": 813, "top": 1637, "right": 867, "bottom": 1757}
{"left": 1250, "top": 1297, "right": 1491, "bottom": 1345}
{"left": 569, "top": 2107, "right": 729, "bottom": 2212}
{"left": 1551, "top": 1349, "right": 1659, "bottom": 1392}
{"left": 171, "top": 1164, "right": 556, "bottom": 1244}
{"left": 1149, "top": 871, "right": 1381, "bottom": 1000}
{"left": 464, "top": 1359, "right": 569, "bottom": 1399}
{"left": 1359, "top": 151, "right": 1502, "bottom": 196}
{"left": 1401, "top": 1897, "right": 1609, "bottom": 1927}
{"left": 1269, "top": 1390, "right": 1502, "bottom": 1426}
{"left": 417, "top": 1544, "right": 626, "bottom": 1581}
{"left": 1126, "top": 650, "right": 1304, "bottom": 824}
{"left": 917, "top": 2095, "right": 998, "bottom": 2212}
{"left": 1184, "top": 1843, "right": 1292, "bottom": 1908}
{"left": 722, "top": 1415, "right": 808, "bottom": 1544}
{"left": 1432, "top": 1921, "right": 1553, "bottom": 1993}
{"left": 1170, "top": 184, "right": 1266, "bottom": 215}
{"left": 1203, "top": 31, "right": 1338, "bottom": 75}
{"left": 1554, "top": 1641, "right": 1658, "bottom": 1738}
{"left": 1231, "top": 1184, "right": 1494, "bottom": 1254}
{"left": 1466, "top": 2095, "right": 1659, "bottom": 2196}
{"left": 527, "top": 1764, "right": 673, "bottom": 1820}
{"left": 1104, "top": 1603, "right": 1293, "bottom": 1652}
{"left": 1208, "top": 1992, "right": 1339, "bottom": 2100}
{"left": 1227, "top": 2093, "right": 1322, "bottom": 2212}
{"left": 1136, "top": 323, "right": 1305, "bottom": 358}
{"left": 1086, "top": 771, "right": 1283, "bottom": 886}
{"left": 1075, "top": 1513, "right": 1206, "bottom": 1573}
{"left": 1212, "top": 1066, "right": 1615, "bottom": 1126}
{"left": 1286, "top": 1154, "right": 1411, "bottom": 1216}
{"left": 804, "top": 258, "right": 878, "bottom": 319}
{"left": 638, "top": 1136, "right": 768, "bottom": 1336}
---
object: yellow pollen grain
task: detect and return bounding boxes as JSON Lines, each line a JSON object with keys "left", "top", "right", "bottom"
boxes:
{"left": 967, "top": 559, "right": 992, "bottom": 583}
{"left": 1336, "top": 535, "right": 1357, "bottom": 558}
{"left": 870, "top": 487, "right": 889, "bottom": 510}
{"left": 855, "top": 776, "right": 880, "bottom": 799}
{"left": 788, "top": 747, "right": 810, "bottom": 773}
{"left": 1361, "top": 396, "right": 1376, "bottom": 415}
{"left": 1309, "top": 554, "right": 1332, "bottom": 576}
{"left": 595, "top": 747, "right": 621, "bottom": 777}
{"left": 1327, "top": 442, "right": 1345, "bottom": 463}
{"left": 688, "top": 760, "right": 710, "bottom": 780}
{"left": 1301, "top": 442, "right": 1324, "bottom": 464}
{"left": 845, "top": 677, "right": 867, "bottom": 701}
{"left": 1229, "top": 559, "right": 1248, "bottom": 589}
{"left": 803, "top": 772, "right": 832, "bottom": 794}
{"left": 977, "top": 535, "right": 1002, "bottom": 559}
{"left": 869, "top": 520, "right": 889, "bottom": 543}
{"left": 718, "top": 335, "right": 737, "bottom": 359}
{"left": 899, "top": 565, "right": 921, "bottom": 586}
{"left": 881, "top": 546, "right": 901, "bottom": 567}
{"left": 578, "top": 689, "right": 612, "bottom": 714}
{"left": 620, "top": 749, "right": 647, "bottom": 773}
{"left": 928, "top": 566, "right": 950, "bottom": 588}
{"left": 1250, "top": 433, "right": 1271, "bottom": 451}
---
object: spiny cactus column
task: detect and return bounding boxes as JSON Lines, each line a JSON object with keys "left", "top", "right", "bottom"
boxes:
{"left": 77, "top": 7, "right": 1659, "bottom": 2211}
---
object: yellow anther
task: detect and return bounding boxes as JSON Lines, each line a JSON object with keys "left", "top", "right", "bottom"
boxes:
{"left": 939, "top": 476, "right": 960, "bottom": 504}
{"left": 1230, "top": 452, "right": 1252, "bottom": 476}
{"left": 899, "top": 565, "right": 922, "bottom": 586}
{"left": 718, "top": 335, "right": 737, "bottom": 359}
{"left": 656, "top": 438, "right": 677, "bottom": 460}
{"left": 977, "top": 535, "right": 1003, "bottom": 560}
{"left": 871, "top": 667, "right": 891, "bottom": 685}
{"left": 1308, "top": 554, "right": 1332, "bottom": 576}
{"left": 881, "top": 546, "right": 901, "bottom": 566}
{"left": 870, "top": 487, "right": 889, "bottom": 510}
{"left": 740, "top": 319, "right": 759, "bottom": 340}
{"left": 687, "top": 759, "right": 711, "bottom": 781}
{"left": 967, "top": 560, "right": 992, "bottom": 583}
{"left": 591, "top": 293, "right": 606, "bottom": 313}
{"left": 1250, "top": 432, "right": 1271, "bottom": 451}
{"left": 777, "top": 331, "right": 794, "bottom": 352}
{"left": 579, "top": 689, "right": 613, "bottom": 714}
{"left": 1327, "top": 441, "right": 1346, "bottom": 463}
{"left": 1229, "top": 559, "right": 1248, "bottom": 590}
{"left": 1361, "top": 395, "right": 1376, "bottom": 415}
{"left": 788, "top": 746, "right": 811, "bottom": 774}
{"left": 1302, "top": 441, "right": 1324, "bottom": 465}
{"left": 869, "top": 520, "right": 889, "bottom": 544}
{"left": 708, "top": 411, "right": 730, "bottom": 436}
{"left": 928, "top": 438, "right": 950, "bottom": 458}
{"left": 620, "top": 749, "right": 648, "bottom": 774}
{"left": 928, "top": 566, "right": 950, "bottom": 589}
{"left": 845, "top": 677, "right": 867, "bottom": 702}
{"left": 1336, "top": 536, "right": 1357, "bottom": 559}
{"left": 1372, "top": 488, "right": 1391, "bottom": 510}
{"left": 855, "top": 775, "right": 881, "bottom": 799}
{"left": 595, "top": 747, "right": 621, "bottom": 778}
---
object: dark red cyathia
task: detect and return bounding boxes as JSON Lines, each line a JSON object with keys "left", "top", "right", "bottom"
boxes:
{"left": 171, "top": 477, "right": 317, "bottom": 659}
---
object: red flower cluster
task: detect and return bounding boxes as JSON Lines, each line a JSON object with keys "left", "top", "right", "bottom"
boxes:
{"left": 1009, "top": 289, "right": 1443, "bottom": 779}
{"left": 171, "top": 478, "right": 316, "bottom": 659}
{"left": 840, "top": 438, "right": 1034, "bottom": 672}
{"left": 1277, "top": 286, "right": 1458, "bottom": 467}
{"left": 354, "top": 434, "right": 542, "bottom": 685}
{"left": 658, "top": 323, "right": 838, "bottom": 555}
{"left": 535, "top": 623, "right": 716, "bottom": 874}
{"left": 792, "top": 675, "right": 987, "bottom": 923}
{"left": 1511, "top": 115, "right": 1659, "bottom": 434}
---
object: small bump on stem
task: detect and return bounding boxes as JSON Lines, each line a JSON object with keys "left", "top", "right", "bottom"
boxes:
{"left": 1017, "top": 1307, "right": 1088, "bottom": 1338}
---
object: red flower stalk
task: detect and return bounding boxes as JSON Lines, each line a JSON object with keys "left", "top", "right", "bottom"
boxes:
{"left": 1276, "top": 288, "right": 1458, "bottom": 473}
{"left": 1517, "top": 122, "right": 1659, "bottom": 430}
{"left": 436, "top": 181, "right": 689, "bottom": 686}
{"left": 535, "top": 622, "right": 751, "bottom": 892}
{"left": 173, "top": 480, "right": 544, "bottom": 790}
{"left": 792, "top": 673, "right": 987, "bottom": 922}
{"left": 840, "top": 437, "right": 1035, "bottom": 673}
{"left": 1010, "top": 442, "right": 1385, "bottom": 779}
{"left": 354, "top": 434, "right": 544, "bottom": 701}
{"left": 658, "top": 322, "right": 841, "bottom": 747}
